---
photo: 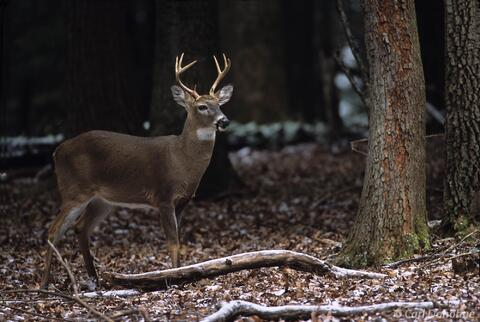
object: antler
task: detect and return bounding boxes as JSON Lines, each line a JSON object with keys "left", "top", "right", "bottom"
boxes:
{"left": 209, "top": 54, "right": 231, "bottom": 96}
{"left": 175, "top": 53, "right": 200, "bottom": 100}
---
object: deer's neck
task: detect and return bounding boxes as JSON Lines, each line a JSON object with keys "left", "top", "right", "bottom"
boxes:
{"left": 178, "top": 116, "right": 216, "bottom": 161}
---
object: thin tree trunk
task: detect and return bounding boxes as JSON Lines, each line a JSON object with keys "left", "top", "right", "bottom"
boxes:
{"left": 150, "top": 0, "right": 218, "bottom": 136}
{"left": 313, "top": 0, "right": 343, "bottom": 140}
{"left": 218, "top": 0, "right": 289, "bottom": 123}
{"left": 65, "top": 0, "right": 143, "bottom": 137}
{"left": 443, "top": 0, "right": 480, "bottom": 232}
{"left": 282, "top": 0, "right": 315, "bottom": 121}
{"left": 337, "top": 0, "right": 429, "bottom": 267}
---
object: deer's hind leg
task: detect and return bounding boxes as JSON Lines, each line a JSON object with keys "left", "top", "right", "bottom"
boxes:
{"left": 40, "top": 200, "right": 90, "bottom": 289}
{"left": 75, "top": 198, "right": 113, "bottom": 282}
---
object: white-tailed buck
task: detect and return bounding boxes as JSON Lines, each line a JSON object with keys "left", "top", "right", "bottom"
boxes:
{"left": 41, "top": 53, "right": 233, "bottom": 288}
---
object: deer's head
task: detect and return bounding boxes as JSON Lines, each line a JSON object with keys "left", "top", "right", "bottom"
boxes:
{"left": 171, "top": 53, "right": 233, "bottom": 132}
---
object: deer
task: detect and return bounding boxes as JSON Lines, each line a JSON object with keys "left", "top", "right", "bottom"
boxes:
{"left": 40, "top": 53, "right": 233, "bottom": 288}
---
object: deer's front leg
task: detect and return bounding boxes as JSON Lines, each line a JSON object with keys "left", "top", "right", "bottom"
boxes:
{"left": 158, "top": 204, "right": 180, "bottom": 267}
{"left": 175, "top": 198, "right": 190, "bottom": 232}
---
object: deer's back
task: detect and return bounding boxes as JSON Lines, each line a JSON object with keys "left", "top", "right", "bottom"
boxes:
{"left": 53, "top": 130, "right": 175, "bottom": 205}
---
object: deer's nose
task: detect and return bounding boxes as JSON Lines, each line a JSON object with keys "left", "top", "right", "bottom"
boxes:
{"left": 217, "top": 117, "right": 230, "bottom": 130}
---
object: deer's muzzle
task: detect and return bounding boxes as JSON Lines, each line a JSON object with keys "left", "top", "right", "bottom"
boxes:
{"left": 216, "top": 117, "right": 230, "bottom": 131}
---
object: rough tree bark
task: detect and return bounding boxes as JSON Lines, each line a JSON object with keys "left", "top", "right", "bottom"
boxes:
{"left": 65, "top": 0, "right": 145, "bottom": 137}
{"left": 150, "top": 0, "right": 239, "bottom": 198}
{"left": 443, "top": 0, "right": 480, "bottom": 232}
{"left": 337, "top": 0, "right": 429, "bottom": 267}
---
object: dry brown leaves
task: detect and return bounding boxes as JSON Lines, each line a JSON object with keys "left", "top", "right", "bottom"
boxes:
{"left": 1, "top": 143, "right": 478, "bottom": 321}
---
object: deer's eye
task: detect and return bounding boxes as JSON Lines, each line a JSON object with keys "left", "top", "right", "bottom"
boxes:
{"left": 197, "top": 105, "right": 208, "bottom": 111}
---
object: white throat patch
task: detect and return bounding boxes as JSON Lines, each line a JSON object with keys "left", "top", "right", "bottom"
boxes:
{"left": 196, "top": 127, "right": 216, "bottom": 141}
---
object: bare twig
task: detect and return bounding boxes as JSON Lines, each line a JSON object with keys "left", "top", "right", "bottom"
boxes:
{"left": 310, "top": 237, "right": 343, "bottom": 248}
{"left": 0, "top": 289, "right": 113, "bottom": 322}
{"left": 417, "top": 230, "right": 479, "bottom": 270}
{"left": 334, "top": 52, "right": 368, "bottom": 109}
{"left": 384, "top": 253, "right": 454, "bottom": 269}
{"left": 443, "top": 230, "right": 478, "bottom": 254}
{"left": 201, "top": 300, "right": 460, "bottom": 322}
{"left": 310, "top": 185, "right": 361, "bottom": 210}
{"left": 446, "top": 250, "right": 480, "bottom": 261}
{"left": 426, "top": 102, "right": 445, "bottom": 125}
{"left": 0, "top": 302, "right": 68, "bottom": 321}
{"left": 350, "top": 138, "right": 368, "bottom": 156}
{"left": 336, "top": 0, "right": 368, "bottom": 85}
{"left": 350, "top": 133, "right": 446, "bottom": 157}
{"left": 0, "top": 289, "right": 75, "bottom": 304}
{"left": 106, "top": 250, "right": 386, "bottom": 289}
{"left": 47, "top": 240, "right": 79, "bottom": 296}
{"left": 45, "top": 241, "right": 113, "bottom": 322}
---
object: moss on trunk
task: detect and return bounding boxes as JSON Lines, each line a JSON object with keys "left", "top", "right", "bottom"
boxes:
{"left": 335, "top": 0, "right": 429, "bottom": 268}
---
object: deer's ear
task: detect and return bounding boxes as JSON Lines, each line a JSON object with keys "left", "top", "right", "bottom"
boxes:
{"left": 216, "top": 85, "right": 234, "bottom": 106}
{"left": 171, "top": 85, "right": 191, "bottom": 108}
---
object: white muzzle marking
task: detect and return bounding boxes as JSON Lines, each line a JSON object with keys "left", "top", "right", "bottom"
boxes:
{"left": 196, "top": 127, "right": 216, "bottom": 141}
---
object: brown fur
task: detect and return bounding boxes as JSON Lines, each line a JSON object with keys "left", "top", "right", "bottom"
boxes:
{"left": 41, "top": 88, "right": 233, "bottom": 288}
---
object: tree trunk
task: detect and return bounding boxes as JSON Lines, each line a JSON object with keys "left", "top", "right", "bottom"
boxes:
{"left": 150, "top": 0, "right": 218, "bottom": 136}
{"left": 313, "top": 0, "right": 343, "bottom": 140}
{"left": 218, "top": 0, "right": 289, "bottom": 123}
{"left": 443, "top": 0, "right": 480, "bottom": 232}
{"left": 282, "top": 0, "right": 315, "bottom": 121}
{"left": 150, "top": 0, "right": 239, "bottom": 198}
{"left": 65, "top": 0, "right": 144, "bottom": 137}
{"left": 337, "top": 0, "right": 429, "bottom": 267}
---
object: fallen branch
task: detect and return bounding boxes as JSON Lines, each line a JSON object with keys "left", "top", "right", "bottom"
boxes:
{"left": 81, "top": 289, "right": 142, "bottom": 298}
{"left": 384, "top": 254, "right": 452, "bottom": 269}
{"left": 447, "top": 250, "right": 480, "bottom": 261}
{"left": 201, "top": 300, "right": 460, "bottom": 322}
{"left": 106, "top": 250, "right": 386, "bottom": 289}
{"left": 417, "top": 230, "right": 479, "bottom": 270}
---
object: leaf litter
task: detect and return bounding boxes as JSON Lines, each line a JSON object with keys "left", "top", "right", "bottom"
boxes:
{"left": 0, "top": 143, "right": 478, "bottom": 321}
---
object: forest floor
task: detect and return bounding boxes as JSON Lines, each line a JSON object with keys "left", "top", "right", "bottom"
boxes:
{"left": 1, "top": 142, "right": 478, "bottom": 321}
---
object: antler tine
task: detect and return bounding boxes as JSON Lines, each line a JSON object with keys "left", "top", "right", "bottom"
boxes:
{"left": 209, "top": 53, "right": 231, "bottom": 96}
{"left": 213, "top": 55, "right": 221, "bottom": 73}
{"left": 175, "top": 53, "right": 200, "bottom": 99}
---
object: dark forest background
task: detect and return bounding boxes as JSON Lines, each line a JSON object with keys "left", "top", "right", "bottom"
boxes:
{"left": 1, "top": 0, "right": 443, "bottom": 140}
{"left": 1, "top": 2, "right": 479, "bottom": 320}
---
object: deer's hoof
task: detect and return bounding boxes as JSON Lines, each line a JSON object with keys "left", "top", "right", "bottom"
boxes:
{"left": 85, "top": 276, "right": 99, "bottom": 291}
